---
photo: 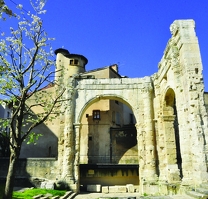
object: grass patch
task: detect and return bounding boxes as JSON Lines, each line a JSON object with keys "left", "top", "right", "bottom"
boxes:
{"left": 13, "top": 188, "right": 66, "bottom": 199}
{"left": 0, "top": 185, "right": 66, "bottom": 199}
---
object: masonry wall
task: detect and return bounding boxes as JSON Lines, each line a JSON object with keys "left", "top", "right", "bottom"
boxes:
{"left": 153, "top": 19, "right": 208, "bottom": 184}
{"left": 0, "top": 158, "right": 57, "bottom": 186}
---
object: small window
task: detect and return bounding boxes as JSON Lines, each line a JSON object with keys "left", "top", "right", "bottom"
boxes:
{"left": 69, "top": 59, "right": 79, "bottom": 65}
{"left": 74, "top": 59, "right": 79, "bottom": 65}
{"left": 70, "top": 60, "right": 73, "bottom": 65}
{"left": 93, "top": 110, "right": 100, "bottom": 120}
{"left": 115, "top": 100, "right": 119, "bottom": 105}
{"left": 89, "top": 136, "right": 92, "bottom": 141}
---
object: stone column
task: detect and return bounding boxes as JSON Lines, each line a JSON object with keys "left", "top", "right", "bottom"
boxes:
{"left": 74, "top": 123, "right": 81, "bottom": 192}
{"left": 141, "top": 87, "right": 157, "bottom": 182}
{"left": 136, "top": 123, "right": 145, "bottom": 178}
{"left": 61, "top": 79, "right": 76, "bottom": 190}
{"left": 162, "top": 115, "right": 180, "bottom": 183}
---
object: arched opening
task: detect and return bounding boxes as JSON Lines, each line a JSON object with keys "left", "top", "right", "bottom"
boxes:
{"left": 79, "top": 96, "right": 139, "bottom": 190}
{"left": 163, "top": 88, "right": 183, "bottom": 179}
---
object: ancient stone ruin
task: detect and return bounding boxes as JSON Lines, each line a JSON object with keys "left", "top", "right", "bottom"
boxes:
{"left": 1, "top": 19, "right": 208, "bottom": 195}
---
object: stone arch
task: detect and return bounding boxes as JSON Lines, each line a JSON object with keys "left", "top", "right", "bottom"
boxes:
{"left": 76, "top": 94, "right": 136, "bottom": 124}
{"left": 78, "top": 94, "right": 138, "bottom": 162}
{"left": 162, "top": 87, "right": 182, "bottom": 181}
{"left": 77, "top": 94, "right": 140, "bottom": 188}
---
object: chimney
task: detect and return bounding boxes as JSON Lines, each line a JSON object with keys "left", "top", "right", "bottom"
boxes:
{"left": 110, "top": 64, "right": 118, "bottom": 73}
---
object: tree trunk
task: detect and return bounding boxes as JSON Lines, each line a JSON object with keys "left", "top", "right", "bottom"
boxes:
{"left": 3, "top": 149, "right": 19, "bottom": 199}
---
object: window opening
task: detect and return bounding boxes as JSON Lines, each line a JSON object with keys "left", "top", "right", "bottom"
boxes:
{"left": 74, "top": 59, "right": 79, "bottom": 65}
{"left": 70, "top": 60, "right": 73, "bottom": 65}
{"left": 69, "top": 59, "right": 79, "bottom": 65}
{"left": 93, "top": 110, "right": 100, "bottom": 120}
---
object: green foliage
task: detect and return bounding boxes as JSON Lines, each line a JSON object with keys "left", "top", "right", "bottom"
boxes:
{"left": 26, "top": 132, "right": 42, "bottom": 145}
{"left": 13, "top": 188, "right": 66, "bottom": 199}
{"left": 143, "top": 192, "right": 148, "bottom": 196}
{"left": 0, "top": 184, "right": 66, "bottom": 199}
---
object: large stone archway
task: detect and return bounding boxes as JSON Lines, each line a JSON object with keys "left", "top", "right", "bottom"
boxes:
{"left": 77, "top": 96, "right": 139, "bottom": 188}
{"left": 55, "top": 19, "right": 208, "bottom": 193}
{"left": 71, "top": 78, "right": 157, "bottom": 189}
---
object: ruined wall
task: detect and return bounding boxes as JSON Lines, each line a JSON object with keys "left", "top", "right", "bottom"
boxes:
{"left": 153, "top": 19, "right": 208, "bottom": 184}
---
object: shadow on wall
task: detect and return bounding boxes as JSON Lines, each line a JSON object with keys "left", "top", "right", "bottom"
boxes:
{"left": 86, "top": 111, "right": 138, "bottom": 164}
{"left": 110, "top": 126, "right": 138, "bottom": 164}
{"left": 20, "top": 122, "right": 58, "bottom": 158}
{"left": 0, "top": 157, "right": 57, "bottom": 187}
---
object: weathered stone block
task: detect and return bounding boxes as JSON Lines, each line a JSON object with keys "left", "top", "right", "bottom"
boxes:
{"left": 102, "top": 186, "right": 109, "bottom": 193}
{"left": 109, "top": 186, "right": 118, "bottom": 193}
{"left": 40, "top": 181, "right": 47, "bottom": 189}
{"left": 118, "top": 186, "right": 127, "bottom": 193}
{"left": 126, "top": 184, "right": 134, "bottom": 193}
{"left": 108, "top": 186, "right": 127, "bottom": 193}
{"left": 45, "top": 181, "right": 55, "bottom": 190}
{"left": 87, "top": 184, "right": 101, "bottom": 192}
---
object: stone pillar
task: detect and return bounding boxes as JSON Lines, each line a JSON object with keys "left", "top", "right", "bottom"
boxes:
{"left": 74, "top": 123, "right": 81, "bottom": 192}
{"left": 60, "top": 78, "right": 76, "bottom": 190}
{"left": 136, "top": 123, "right": 145, "bottom": 178}
{"left": 170, "top": 20, "right": 208, "bottom": 184}
{"left": 156, "top": 115, "right": 167, "bottom": 182}
{"left": 141, "top": 87, "right": 157, "bottom": 182}
{"left": 162, "top": 115, "right": 180, "bottom": 183}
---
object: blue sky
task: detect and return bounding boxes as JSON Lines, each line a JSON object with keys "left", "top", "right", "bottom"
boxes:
{"left": 3, "top": 0, "right": 208, "bottom": 91}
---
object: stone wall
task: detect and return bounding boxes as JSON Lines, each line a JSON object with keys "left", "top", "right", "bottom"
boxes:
{"left": 153, "top": 19, "right": 208, "bottom": 185}
{"left": 0, "top": 158, "right": 57, "bottom": 186}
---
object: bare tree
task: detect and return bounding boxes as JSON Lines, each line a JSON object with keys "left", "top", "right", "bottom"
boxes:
{"left": 0, "top": 1, "right": 64, "bottom": 198}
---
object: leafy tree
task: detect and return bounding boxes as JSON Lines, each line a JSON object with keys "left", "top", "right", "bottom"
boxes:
{"left": 0, "top": 1, "right": 65, "bottom": 198}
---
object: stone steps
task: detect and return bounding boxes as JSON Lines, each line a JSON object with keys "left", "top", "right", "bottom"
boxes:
{"left": 66, "top": 192, "right": 77, "bottom": 199}
{"left": 195, "top": 188, "right": 208, "bottom": 195}
{"left": 186, "top": 191, "right": 206, "bottom": 199}
{"left": 201, "top": 184, "right": 208, "bottom": 190}
{"left": 33, "top": 190, "right": 77, "bottom": 199}
{"left": 186, "top": 183, "right": 208, "bottom": 199}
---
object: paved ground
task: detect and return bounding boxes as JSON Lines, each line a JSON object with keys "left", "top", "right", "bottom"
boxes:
{"left": 74, "top": 192, "right": 194, "bottom": 199}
